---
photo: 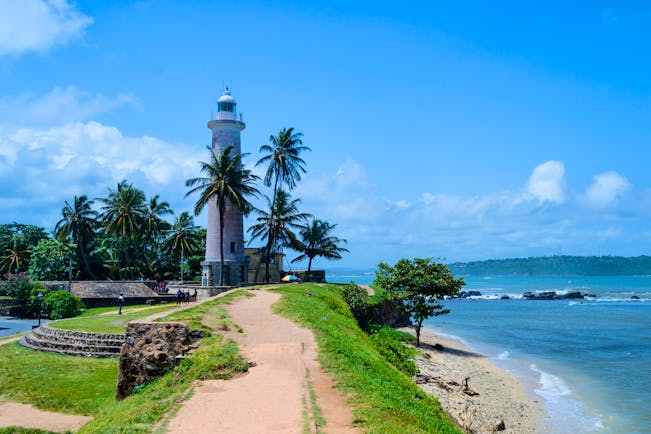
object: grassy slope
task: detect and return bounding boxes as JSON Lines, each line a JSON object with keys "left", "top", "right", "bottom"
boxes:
{"left": 272, "top": 284, "right": 462, "bottom": 434}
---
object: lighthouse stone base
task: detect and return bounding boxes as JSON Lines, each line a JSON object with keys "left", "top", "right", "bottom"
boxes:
{"left": 201, "top": 260, "right": 248, "bottom": 287}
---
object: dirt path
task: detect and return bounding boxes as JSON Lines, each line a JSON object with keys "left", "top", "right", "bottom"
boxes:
{"left": 165, "top": 289, "right": 356, "bottom": 434}
{"left": 360, "top": 284, "right": 375, "bottom": 296}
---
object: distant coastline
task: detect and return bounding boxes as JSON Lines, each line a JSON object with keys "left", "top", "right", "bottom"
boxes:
{"left": 449, "top": 255, "right": 651, "bottom": 276}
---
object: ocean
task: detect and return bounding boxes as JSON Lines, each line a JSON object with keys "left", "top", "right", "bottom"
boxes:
{"left": 327, "top": 269, "right": 651, "bottom": 434}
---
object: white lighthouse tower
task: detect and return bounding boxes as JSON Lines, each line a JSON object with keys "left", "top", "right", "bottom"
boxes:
{"left": 201, "top": 87, "right": 248, "bottom": 286}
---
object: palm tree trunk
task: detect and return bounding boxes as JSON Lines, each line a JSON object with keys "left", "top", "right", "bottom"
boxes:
{"left": 264, "top": 177, "right": 279, "bottom": 282}
{"left": 116, "top": 237, "right": 123, "bottom": 280}
{"left": 219, "top": 203, "right": 225, "bottom": 286}
{"left": 79, "top": 240, "right": 93, "bottom": 280}
{"left": 307, "top": 256, "right": 313, "bottom": 274}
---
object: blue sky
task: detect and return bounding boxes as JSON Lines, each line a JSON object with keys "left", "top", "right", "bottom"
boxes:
{"left": 1, "top": 0, "right": 651, "bottom": 268}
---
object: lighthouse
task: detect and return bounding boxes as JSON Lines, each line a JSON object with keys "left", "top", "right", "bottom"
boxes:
{"left": 201, "top": 87, "right": 248, "bottom": 286}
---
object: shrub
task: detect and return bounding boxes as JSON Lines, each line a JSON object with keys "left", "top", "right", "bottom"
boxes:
{"left": 370, "top": 327, "right": 418, "bottom": 376}
{"left": 342, "top": 281, "right": 369, "bottom": 325}
{"left": 43, "top": 290, "right": 85, "bottom": 319}
{"left": 319, "top": 293, "right": 353, "bottom": 318}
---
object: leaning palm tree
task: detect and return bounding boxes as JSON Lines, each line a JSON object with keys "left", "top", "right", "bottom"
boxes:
{"left": 97, "top": 181, "right": 147, "bottom": 279}
{"left": 55, "top": 195, "right": 98, "bottom": 279}
{"left": 248, "top": 189, "right": 312, "bottom": 256}
{"left": 163, "top": 212, "right": 201, "bottom": 281}
{"left": 291, "top": 218, "right": 349, "bottom": 274}
{"left": 186, "top": 145, "right": 259, "bottom": 285}
{"left": 256, "top": 127, "right": 310, "bottom": 281}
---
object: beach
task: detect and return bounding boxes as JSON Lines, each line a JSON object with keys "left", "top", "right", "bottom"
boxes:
{"left": 404, "top": 327, "right": 546, "bottom": 434}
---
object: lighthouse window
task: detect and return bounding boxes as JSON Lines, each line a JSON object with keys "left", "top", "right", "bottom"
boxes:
{"left": 219, "top": 102, "right": 234, "bottom": 112}
{"left": 230, "top": 242, "right": 236, "bottom": 253}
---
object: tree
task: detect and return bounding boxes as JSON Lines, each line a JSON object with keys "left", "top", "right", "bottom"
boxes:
{"left": 55, "top": 195, "right": 98, "bottom": 279}
{"left": 374, "top": 258, "right": 465, "bottom": 347}
{"left": 163, "top": 212, "right": 201, "bottom": 281}
{"left": 248, "top": 189, "right": 311, "bottom": 256}
{"left": 27, "top": 239, "right": 71, "bottom": 280}
{"left": 256, "top": 127, "right": 310, "bottom": 281}
{"left": 186, "top": 145, "right": 259, "bottom": 285}
{"left": 291, "top": 219, "right": 349, "bottom": 274}
{"left": 97, "top": 181, "right": 147, "bottom": 279}
{"left": 0, "top": 224, "right": 48, "bottom": 275}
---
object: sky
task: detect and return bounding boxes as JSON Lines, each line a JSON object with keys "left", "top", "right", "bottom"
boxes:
{"left": 1, "top": 0, "right": 651, "bottom": 269}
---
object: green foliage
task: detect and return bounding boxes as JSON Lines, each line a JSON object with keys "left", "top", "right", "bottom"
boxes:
{"left": 341, "top": 282, "right": 369, "bottom": 325}
{"left": 273, "top": 284, "right": 462, "bottom": 434}
{"left": 375, "top": 258, "right": 465, "bottom": 346}
{"left": 27, "top": 239, "right": 70, "bottom": 280}
{"left": 370, "top": 327, "right": 417, "bottom": 376}
{"left": 2, "top": 273, "right": 32, "bottom": 301}
{"left": 319, "top": 292, "right": 354, "bottom": 318}
{"left": 450, "top": 254, "right": 651, "bottom": 276}
{"left": 42, "top": 290, "right": 85, "bottom": 319}
{"left": 0, "top": 428, "right": 57, "bottom": 434}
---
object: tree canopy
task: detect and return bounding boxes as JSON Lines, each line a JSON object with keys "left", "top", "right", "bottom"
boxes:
{"left": 375, "top": 258, "right": 465, "bottom": 347}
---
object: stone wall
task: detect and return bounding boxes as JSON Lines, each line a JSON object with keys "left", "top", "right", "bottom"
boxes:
{"left": 116, "top": 322, "right": 204, "bottom": 400}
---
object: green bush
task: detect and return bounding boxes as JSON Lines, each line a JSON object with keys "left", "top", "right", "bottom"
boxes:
{"left": 370, "top": 327, "right": 418, "bottom": 376}
{"left": 43, "top": 290, "right": 84, "bottom": 319}
{"left": 342, "top": 281, "right": 369, "bottom": 325}
{"left": 319, "top": 293, "right": 354, "bottom": 318}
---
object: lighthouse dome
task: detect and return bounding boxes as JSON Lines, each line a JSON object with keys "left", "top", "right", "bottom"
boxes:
{"left": 217, "top": 92, "right": 236, "bottom": 105}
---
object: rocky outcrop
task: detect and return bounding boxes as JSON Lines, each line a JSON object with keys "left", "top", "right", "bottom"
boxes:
{"left": 455, "top": 291, "right": 482, "bottom": 298}
{"left": 116, "top": 322, "right": 204, "bottom": 400}
{"left": 368, "top": 299, "right": 411, "bottom": 327}
{"left": 20, "top": 325, "right": 124, "bottom": 357}
{"left": 522, "top": 291, "right": 585, "bottom": 300}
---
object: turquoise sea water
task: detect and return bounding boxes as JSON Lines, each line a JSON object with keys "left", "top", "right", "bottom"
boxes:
{"left": 327, "top": 269, "right": 651, "bottom": 434}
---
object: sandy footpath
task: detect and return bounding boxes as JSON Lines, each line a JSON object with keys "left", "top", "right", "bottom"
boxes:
{"left": 165, "top": 289, "right": 356, "bottom": 434}
{"left": 410, "top": 327, "right": 547, "bottom": 434}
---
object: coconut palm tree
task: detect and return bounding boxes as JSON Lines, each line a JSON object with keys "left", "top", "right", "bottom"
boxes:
{"left": 163, "top": 212, "right": 201, "bottom": 281}
{"left": 186, "top": 145, "right": 259, "bottom": 285}
{"left": 142, "top": 194, "right": 173, "bottom": 269}
{"left": 248, "top": 189, "right": 312, "bottom": 258}
{"left": 97, "top": 181, "right": 147, "bottom": 279}
{"left": 256, "top": 127, "right": 310, "bottom": 281}
{"left": 0, "top": 240, "right": 30, "bottom": 274}
{"left": 291, "top": 218, "right": 349, "bottom": 274}
{"left": 55, "top": 195, "right": 98, "bottom": 279}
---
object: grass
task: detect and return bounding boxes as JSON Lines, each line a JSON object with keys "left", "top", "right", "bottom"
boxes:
{"left": 0, "top": 428, "right": 58, "bottom": 434}
{"left": 0, "top": 290, "right": 250, "bottom": 434}
{"left": 50, "top": 304, "right": 178, "bottom": 334}
{"left": 272, "top": 283, "right": 462, "bottom": 434}
{"left": 0, "top": 341, "right": 117, "bottom": 415}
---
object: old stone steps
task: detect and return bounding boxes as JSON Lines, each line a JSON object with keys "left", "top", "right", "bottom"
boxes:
{"left": 20, "top": 325, "right": 125, "bottom": 358}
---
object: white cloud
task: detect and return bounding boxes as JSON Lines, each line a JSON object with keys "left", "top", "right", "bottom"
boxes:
{"left": 585, "top": 171, "right": 631, "bottom": 207}
{"left": 0, "top": 0, "right": 93, "bottom": 56}
{"left": 0, "top": 121, "right": 200, "bottom": 225}
{"left": 0, "top": 86, "right": 138, "bottom": 126}
{"left": 524, "top": 160, "right": 566, "bottom": 204}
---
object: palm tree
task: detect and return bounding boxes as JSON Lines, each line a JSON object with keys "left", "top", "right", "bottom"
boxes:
{"left": 55, "top": 195, "right": 98, "bottom": 279}
{"left": 256, "top": 127, "right": 310, "bottom": 281}
{"left": 142, "top": 194, "right": 173, "bottom": 268}
{"left": 163, "top": 212, "right": 201, "bottom": 281}
{"left": 248, "top": 189, "right": 312, "bottom": 268}
{"left": 186, "top": 145, "right": 259, "bottom": 285}
{"left": 97, "top": 181, "right": 147, "bottom": 279}
{"left": 291, "top": 219, "right": 349, "bottom": 274}
{"left": 0, "top": 245, "right": 30, "bottom": 274}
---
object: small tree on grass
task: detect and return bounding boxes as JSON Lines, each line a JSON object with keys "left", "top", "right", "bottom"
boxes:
{"left": 374, "top": 258, "right": 465, "bottom": 347}
{"left": 43, "top": 290, "right": 85, "bottom": 319}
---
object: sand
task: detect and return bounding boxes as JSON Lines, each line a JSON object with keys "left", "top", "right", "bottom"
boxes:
{"left": 165, "top": 289, "right": 356, "bottom": 434}
{"left": 410, "top": 327, "right": 547, "bottom": 434}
